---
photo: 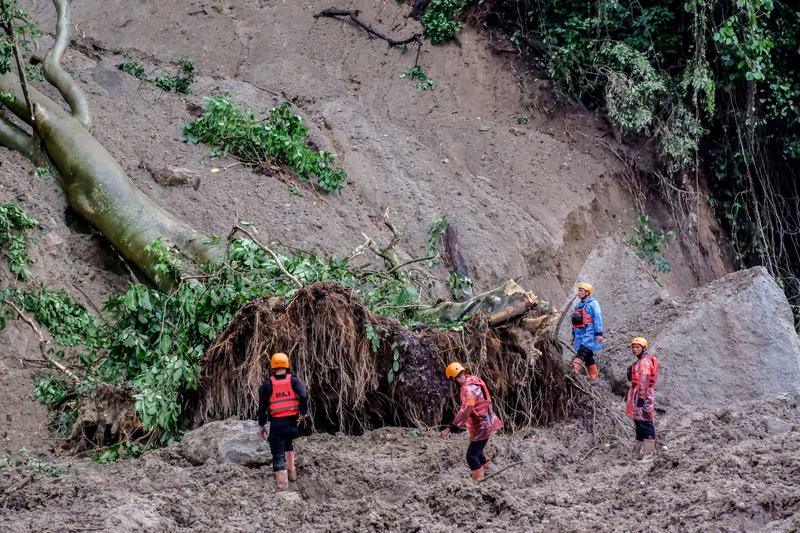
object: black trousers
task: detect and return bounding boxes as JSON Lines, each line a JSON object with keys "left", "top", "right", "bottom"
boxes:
{"left": 576, "top": 345, "right": 596, "bottom": 366}
{"left": 634, "top": 420, "right": 656, "bottom": 441}
{"left": 466, "top": 439, "right": 489, "bottom": 470}
{"left": 268, "top": 417, "right": 299, "bottom": 471}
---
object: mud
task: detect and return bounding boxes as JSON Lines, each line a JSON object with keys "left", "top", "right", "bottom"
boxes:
{"left": 2, "top": 393, "right": 799, "bottom": 532}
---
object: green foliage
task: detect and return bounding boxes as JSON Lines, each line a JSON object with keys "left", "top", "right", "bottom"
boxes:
{"left": 0, "top": 201, "right": 38, "bottom": 280}
{"left": 119, "top": 56, "right": 194, "bottom": 93}
{"left": 34, "top": 166, "right": 52, "bottom": 179}
{"left": 92, "top": 441, "right": 144, "bottom": 463}
{"left": 401, "top": 65, "right": 436, "bottom": 90}
{"left": 387, "top": 341, "right": 401, "bottom": 384}
{"left": 447, "top": 272, "right": 473, "bottom": 300}
{"left": 517, "top": 114, "right": 529, "bottom": 125}
{"left": 14, "top": 287, "right": 99, "bottom": 346}
{"left": 12, "top": 230, "right": 458, "bottom": 440}
{"left": 120, "top": 59, "right": 146, "bottom": 80}
{"left": 24, "top": 63, "right": 43, "bottom": 84}
{"left": 1, "top": 450, "right": 67, "bottom": 477}
{"left": 184, "top": 93, "right": 348, "bottom": 192}
{"left": 0, "top": 0, "right": 40, "bottom": 76}
{"left": 152, "top": 57, "right": 195, "bottom": 94}
{"left": 625, "top": 215, "right": 676, "bottom": 273}
{"left": 600, "top": 42, "right": 666, "bottom": 136}
{"left": 32, "top": 375, "right": 77, "bottom": 435}
{"left": 488, "top": 0, "right": 800, "bottom": 323}
{"left": 422, "top": 0, "right": 468, "bottom": 44}
{"left": 32, "top": 375, "right": 71, "bottom": 408}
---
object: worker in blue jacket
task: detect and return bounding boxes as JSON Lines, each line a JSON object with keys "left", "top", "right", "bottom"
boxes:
{"left": 570, "top": 282, "right": 604, "bottom": 380}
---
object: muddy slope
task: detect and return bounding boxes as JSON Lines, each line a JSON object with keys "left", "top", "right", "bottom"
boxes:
{"left": 21, "top": 0, "right": 728, "bottom": 299}
{"left": 2, "top": 395, "right": 799, "bottom": 532}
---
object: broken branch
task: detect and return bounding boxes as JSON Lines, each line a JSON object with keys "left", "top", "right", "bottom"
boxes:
{"left": 229, "top": 224, "right": 303, "bottom": 289}
{"left": 314, "top": 8, "right": 422, "bottom": 47}
{"left": 3, "top": 298, "right": 79, "bottom": 381}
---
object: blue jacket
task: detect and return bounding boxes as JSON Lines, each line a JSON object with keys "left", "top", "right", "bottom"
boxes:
{"left": 572, "top": 296, "right": 604, "bottom": 352}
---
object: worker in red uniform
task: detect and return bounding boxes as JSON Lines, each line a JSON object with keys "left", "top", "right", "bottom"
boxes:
{"left": 625, "top": 337, "right": 659, "bottom": 462}
{"left": 439, "top": 362, "right": 503, "bottom": 480}
{"left": 257, "top": 352, "right": 309, "bottom": 491}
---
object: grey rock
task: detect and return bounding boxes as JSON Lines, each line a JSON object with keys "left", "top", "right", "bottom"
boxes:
{"left": 180, "top": 419, "right": 270, "bottom": 466}
{"left": 762, "top": 416, "right": 792, "bottom": 435}
{"left": 149, "top": 166, "right": 201, "bottom": 190}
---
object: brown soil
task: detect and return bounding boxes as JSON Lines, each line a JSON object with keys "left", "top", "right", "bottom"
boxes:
{"left": 2, "top": 393, "right": 798, "bottom": 532}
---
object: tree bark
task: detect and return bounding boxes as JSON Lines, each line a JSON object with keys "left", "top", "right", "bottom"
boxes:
{"left": 423, "top": 279, "right": 539, "bottom": 325}
{"left": 0, "top": 72, "right": 221, "bottom": 289}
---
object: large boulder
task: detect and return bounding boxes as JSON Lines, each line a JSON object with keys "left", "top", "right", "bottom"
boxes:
{"left": 603, "top": 267, "right": 800, "bottom": 408}
{"left": 180, "top": 419, "right": 270, "bottom": 466}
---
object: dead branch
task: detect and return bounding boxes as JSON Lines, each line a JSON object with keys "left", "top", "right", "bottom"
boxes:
{"left": 229, "top": 224, "right": 303, "bottom": 289}
{"left": 43, "top": 0, "right": 92, "bottom": 130}
{"left": 3, "top": 298, "right": 79, "bottom": 381}
{"left": 314, "top": 8, "right": 422, "bottom": 48}
{"left": 480, "top": 460, "right": 523, "bottom": 482}
{"left": 365, "top": 208, "right": 407, "bottom": 280}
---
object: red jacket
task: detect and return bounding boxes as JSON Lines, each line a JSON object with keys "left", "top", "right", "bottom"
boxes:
{"left": 451, "top": 375, "right": 502, "bottom": 441}
{"left": 626, "top": 353, "right": 659, "bottom": 422}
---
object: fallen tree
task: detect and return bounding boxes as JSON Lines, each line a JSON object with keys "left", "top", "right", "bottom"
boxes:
{"left": 1, "top": 2, "right": 574, "bottom": 450}
{"left": 200, "top": 280, "right": 569, "bottom": 433}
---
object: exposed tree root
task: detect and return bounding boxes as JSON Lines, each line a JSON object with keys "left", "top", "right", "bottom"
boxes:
{"left": 199, "top": 281, "right": 569, "bottom": 434}
{"left": 67, "top": 384, "right": 141, "bottom": 452}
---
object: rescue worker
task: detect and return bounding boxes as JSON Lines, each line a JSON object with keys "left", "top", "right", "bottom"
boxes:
{"left": 257, "top": 352, "right": 309, "bottom": 491}
{"left": 625, "top": 337, "right": 659, "bottom": 462}
{"left": 439, "top": 362, "right": 502, "bottom": 481}
{"left": 570, "top": 282, "right": 604, "bottom": 380}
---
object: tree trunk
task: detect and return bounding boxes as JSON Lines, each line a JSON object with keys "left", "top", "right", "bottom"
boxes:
{"left": 424, "top": 279, "right": 540, "bottom": 325}
{"left": 0, "top": 72, "right": 221, "bottom": 289}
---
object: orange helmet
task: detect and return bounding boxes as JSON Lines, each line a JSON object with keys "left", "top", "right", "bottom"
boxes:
{"left": 271, "top": 352, "right": 290, "bottom": 369}
{"left": 577, "top": 282, "right": 593, "bottom": 296}
{"left": 445, "top": 362, "right": 466, "bottom": 379}
{"left": 630, "top": 337, "right": 649, "bottom": 349}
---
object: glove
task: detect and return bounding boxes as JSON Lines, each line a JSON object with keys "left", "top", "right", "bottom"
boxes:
{"left": 626, "top": 366, "right": 632, "bottom": 381}
{"left": 636, "top": 398, "right": 645, "bottom": 408}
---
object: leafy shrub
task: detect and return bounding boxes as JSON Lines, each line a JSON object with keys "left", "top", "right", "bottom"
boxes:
{"left": 600, "top": 42, "right": 666, "bottom": 136}
{"left": 401, "top": 65, "right": 436, "bottom": 90}
{"left": 625, "top": 215, "right": 676, "bottom": 273}
{"left": 119, "top": 56, "right": 194, "bottom": 94}
{"left": 120, "top": 60, "right": 146, "bottom": 80}
{"left": 184, "top": 93, "right": 348, "bottom": 192}
{"left": 0, "top": 202, "right": 38, "bottom": 280}
{"left": 422, "top": 0, "right": 468, "bottom": 44}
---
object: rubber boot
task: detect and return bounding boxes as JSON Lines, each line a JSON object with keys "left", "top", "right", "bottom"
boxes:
{"left": 571, "top": 357, "right": 585, "bottom": 375}
{"left": 631, "top": 440, "right": 642, "bottom": 459}
{"left": 286, "top": 451, "right": 297, "bottom": 482}
{"left": 586, "top": 364, "right": 599, "bottom": 381}
{"left": 470, "top": 467, "right": 485, "bottom": 481}
{"left": 639, "top": 439, "right": 655, "bottom": 463}
{"left": 274, "top": 469, "right": 289, "bottom": 491}
{"left": 482, "top": 459, "right": 493, "bottom": 471}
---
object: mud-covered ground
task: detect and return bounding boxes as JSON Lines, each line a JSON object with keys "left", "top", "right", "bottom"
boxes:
{"left": 2, "top": 391, "right": 798, "bottom": 532}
